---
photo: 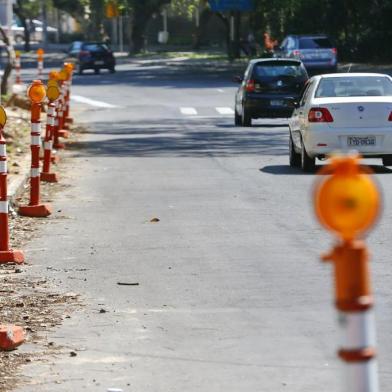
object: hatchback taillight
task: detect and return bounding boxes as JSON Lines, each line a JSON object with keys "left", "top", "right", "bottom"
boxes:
{"left": 245, "top": 79, "right": 255, "bottom": 92}
{"left": 308, "top": 108, "right": 334, "bottom": 123}
{"left": 331, "top": 48, "right": 337, "bottom": 55}
{"left": 388, "top": 112, "right": 392, "bottom": 121}
{"left": 79, "top": 50, "right": 90, "bottom": 58}
{"left": 293, "top": 50, "right": 303, "bottom": 58}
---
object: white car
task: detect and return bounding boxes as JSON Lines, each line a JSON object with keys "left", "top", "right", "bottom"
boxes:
{"left": 289, "top": 73, "right": 392, "bottom": 171}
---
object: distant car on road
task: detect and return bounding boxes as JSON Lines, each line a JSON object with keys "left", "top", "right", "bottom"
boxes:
{"left": 11, "top": 18, "right": 58, "bottom": 43}
{"left": 275, "top": 35, "right": 337, "bottom": 72}
{"left": 289, "top": 73, "right": 392, "bottom": 172}
{"left": 234, "top": 58, "right": 309, "bottom": 126}
{"left": 68, "top": 41, "right": 116, "bottom": 75}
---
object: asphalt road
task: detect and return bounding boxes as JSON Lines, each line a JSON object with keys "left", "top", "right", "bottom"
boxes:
{"left": 14, "top": 60, "right": 392, "bottom": 391}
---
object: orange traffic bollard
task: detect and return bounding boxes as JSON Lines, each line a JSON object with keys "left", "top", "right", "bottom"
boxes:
{"left": 53, "top": 70, "right": 69, "bottom": 149}
{"left": 57, "top": 69, "right": 70, "bottom": 138}
{"left": 64, "top": 62, "right": 74, "bottom": 125}
{"left": 37, "top": 48, "right": 44, "bottom": 78}
{"left": 0, "top": 325, "right": 25, "bottom": 351}
{"left": 0, "top": 106, "right": 24, "bottom": 264}
{"left": 314, "top": 154, "right": 380, "bottom": 392}
{"left": 41, "top": 80, "right": 60, "bottom": 183}
{"left": 19, "top": 81, "right": 51, "bottom": 217}
{"left": 15, "top": 51, "right": 22, "bottom": 85}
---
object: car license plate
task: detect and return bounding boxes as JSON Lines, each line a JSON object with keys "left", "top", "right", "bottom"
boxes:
{"left": 270, "top": 100, "right": 284, "bottom": 106}
{"left": 95, "top": 61, "right": 104, "bottom": 65}
{"left": 347, "top": 136, "right": 376, "bottom": 146}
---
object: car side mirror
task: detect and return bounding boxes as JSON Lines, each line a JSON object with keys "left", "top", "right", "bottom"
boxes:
{"left": 232, "top": 75, "right": 243, "bottom": 83}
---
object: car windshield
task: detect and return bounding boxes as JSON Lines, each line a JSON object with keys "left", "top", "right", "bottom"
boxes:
{"left": 299, "top": 37, "right": 332, "bottom": 49}
{"left": 83, "top": 43, "right": 109, "bottom": 52}
{"left": 315, "top": 76, "right": 392, "bottom": 97}
{"left": 253, "top": 62, "right": 306, "bottom": 79}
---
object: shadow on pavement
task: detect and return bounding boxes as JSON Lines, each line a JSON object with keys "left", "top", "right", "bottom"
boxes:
{"left": 72, "top": 66, "right": 242, "bottom": 90}
{"left": 260, "top": 164, "right": 392, "bottom": 175}
{"left": 70, "top": 119, "right": 288, "bottom": 157}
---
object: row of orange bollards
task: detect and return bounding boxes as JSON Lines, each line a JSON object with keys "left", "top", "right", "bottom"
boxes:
{"left": 0, "top": 61, "right": 74, "bottom": 350}
{"left": 15, "top": 48, "right": 45, "bottom": 86}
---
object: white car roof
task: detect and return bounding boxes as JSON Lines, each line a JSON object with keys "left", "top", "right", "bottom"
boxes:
{"left": 312, "top": 73, "right": 391, "bottom": 81}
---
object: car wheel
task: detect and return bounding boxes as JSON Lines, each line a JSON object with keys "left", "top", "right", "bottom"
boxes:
{"left": 15, "top": 35, "right": 24, "bottom": 44}
{"left": 289, "top": 135, "right": 301, "bottom": 167}
{"left": 300, "top": 139, "right": 315, "bottom": 172}
{"left": 242, "top": 106, "right": 252, "bottom": 127}
{"left": 77, "top": 65, "right": 83, "bottom": 75}
{"left": 109, "top": 66, "right": 115, "bottom": 73}
{"left": 234, "top": 109, "right": 241, "bottom": 126}
{"left": 382, "top": 155, "right": 392, "bottom": 166}
{"left": 94, "top": 68, "right": 100, "bottom": 74}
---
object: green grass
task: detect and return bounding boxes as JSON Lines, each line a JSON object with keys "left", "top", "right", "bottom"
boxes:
{"left": 131, "top": 50, "right": 250, "bottom": 64}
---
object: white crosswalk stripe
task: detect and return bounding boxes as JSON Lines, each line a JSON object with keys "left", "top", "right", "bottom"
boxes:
{"left": 180, "top": 107, "right": 198, "bottom": 115}
{"left": 216, "top": 107, "right": 234, "bottom": 115}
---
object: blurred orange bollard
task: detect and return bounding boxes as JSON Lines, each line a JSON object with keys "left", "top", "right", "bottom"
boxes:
{"left": 314, "top": 155, "right": 380, "bottom": 392}
{"left": 64, "top": 63, "right": 74, "bottom": 125}
{"left": 0, "top": 325, "right": 25, "bottom": 351}
{"left": 0, "top": 106, "right": 24, "bottom": 264}
{"left": 18, "top": 81, "right": 51, "bottom": 217}
{"left": 41, "top": 80, "right": 60, "bottom": 183}
{"left": 37, "top": 48, "right": 44, "bottom": 78}
{"left": 15, "top": 51, "right": 22, "bottom": 84}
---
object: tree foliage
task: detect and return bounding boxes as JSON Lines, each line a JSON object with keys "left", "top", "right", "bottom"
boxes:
{"left": 252, "top": 0, "right": 392, "bottom": 61}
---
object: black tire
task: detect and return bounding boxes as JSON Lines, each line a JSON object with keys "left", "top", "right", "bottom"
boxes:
{"left": 15, "top": 35, "right": 24, "bottom": 44}
{"left": 300, "top": 139, "right": 315, "bottom": 172}
{"left": 242, "top": 106, "right": 252, "bottom": 127}
{"left": 234, "top": 109, "right": 241, "bottom": 126}
{"left": 109, "top": 66, "right": 116, "bottom": 73}
{"left": 289, "top": 135, "right": 301, "bottom": 168}
{"left": 382, "top": 156, "right": 392, "bottom": 166}
{"left": 94, "top": 68, "right": 100, "bottom": 74}
{"left": 77, "top": 65, "right": 83, "bottom": 75}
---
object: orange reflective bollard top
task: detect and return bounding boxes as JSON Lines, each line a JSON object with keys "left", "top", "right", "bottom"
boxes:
{"left": 314, "top": 154, "right": 381, "bottom": 241}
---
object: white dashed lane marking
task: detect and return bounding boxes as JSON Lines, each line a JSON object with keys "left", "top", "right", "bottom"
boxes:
{"left": 216, "top": 107, "right": 234, "bottom": 115}
{"left": 71, "top": 95, "right": 119, "bottom": 108}
{"left": 180, "top": 107, "right": 198, "bottom": 115}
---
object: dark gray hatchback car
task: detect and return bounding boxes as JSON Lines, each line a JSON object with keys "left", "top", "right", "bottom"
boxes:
{"left": 234, "top": 58, "right": 309, "bottom": 126}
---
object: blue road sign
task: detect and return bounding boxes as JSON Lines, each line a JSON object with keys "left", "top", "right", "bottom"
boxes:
{"left": 208, "top": 0, "right": 254, "bottom": 12}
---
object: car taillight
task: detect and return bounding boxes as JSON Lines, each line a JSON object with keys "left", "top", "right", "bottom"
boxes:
{"left": 245, "top": 79, "right": 255, "bottom": 92}
{"left": 293, "top": 50, "right": 303, "bottom": 58}
{"left": 331, "top": 48, "right": 337, "bottom": 55}
{"left": 308, "top": 108, "right": 334, "bottom": 123}
{"left": 388, "top": 112, "right": 392, "bottom": 121}
{"left": 79, "top": 50, "right": 90, "bottom": 58}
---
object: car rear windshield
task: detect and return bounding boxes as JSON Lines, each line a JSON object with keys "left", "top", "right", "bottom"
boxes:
{"left": 315, "top": 76, "right": 392, "bottom": 97}
{"left": 252, "top": 62, "right": 307, "bottom": 79}
{"left": 82, "top": 43, "right": 109, "bottom": 52}
{"left": 299, "top": 37, "right": 333, "bottom": 49}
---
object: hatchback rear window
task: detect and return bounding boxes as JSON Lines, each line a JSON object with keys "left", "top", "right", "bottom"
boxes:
{"left": 299, "top": 37, "right": 332, "bottom": 49}
{"left": 315, "top": 76, "right": 392, "bottom": 97}
{"left": 83, "top": 43, "right": 109, "bottom": 52}
{"left": 253, "top": 62, "right": 307, "bottom": 79}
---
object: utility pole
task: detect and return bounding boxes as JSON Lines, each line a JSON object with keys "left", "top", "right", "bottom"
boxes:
{"left": 6, "top": 0, "right": 13, "bottom": 44}
{"left": 41, "top": 0, "right": 48, "bottom": 49}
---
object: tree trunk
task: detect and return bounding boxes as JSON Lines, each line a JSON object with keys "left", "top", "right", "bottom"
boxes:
{"left": 13, "top": 1, "right": 31, "bottom": 51}
{"left": 192, "top": 7, "right": 212, "bottom": 50}
{"left": 0, "top": 27, "right": 14, "bottom": 96}
{"left": 215, "top": 13, "right": 231, "bottom": 58}
{"left": 129, "top": 0, "right": 171, "bottom": 54}
{"left": 131, "top": 15, "right": 148, "bottom": 53}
